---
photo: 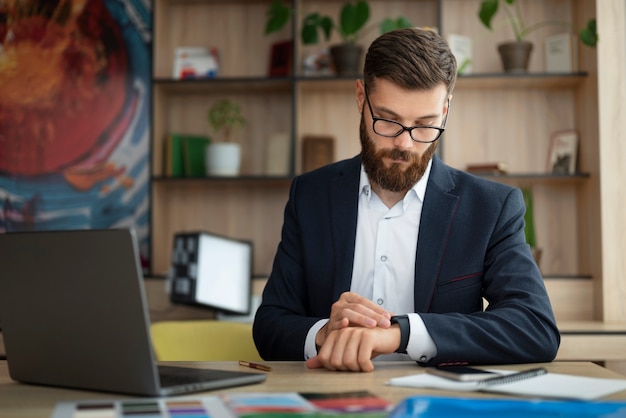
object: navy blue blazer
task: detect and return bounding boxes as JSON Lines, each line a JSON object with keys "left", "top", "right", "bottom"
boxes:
{"left": 253, "top": 154, "right": 560, "bottom": 365}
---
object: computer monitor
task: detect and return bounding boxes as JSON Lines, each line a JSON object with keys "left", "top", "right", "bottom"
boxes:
{"left": 168, "top": 231, "right": 253, "bottom": 315}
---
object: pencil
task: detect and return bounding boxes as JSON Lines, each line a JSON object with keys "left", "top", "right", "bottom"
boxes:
{"left": 238, "top": 360, "right": 272, "bottom": 372}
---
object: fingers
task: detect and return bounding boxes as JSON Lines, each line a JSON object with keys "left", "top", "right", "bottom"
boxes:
{"left": 332, "top": 292, "right": 392, "bottom": 329}
{"left": 305, "top": 356, "right": 323, "bottom": 369}
{"left": 314, "top": 326, "right": 401, "bottom": 372}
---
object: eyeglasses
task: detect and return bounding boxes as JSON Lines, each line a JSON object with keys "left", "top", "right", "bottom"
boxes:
{"left": 364, "top": 85, "right": 450, "bottom": 144}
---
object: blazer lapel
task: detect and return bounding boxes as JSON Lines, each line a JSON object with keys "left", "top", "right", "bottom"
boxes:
{"left": 414, "top": 156, "right": 460, "bottom": 312}
{"left": 330, "top": 156, "right": 361, "bottom": 300}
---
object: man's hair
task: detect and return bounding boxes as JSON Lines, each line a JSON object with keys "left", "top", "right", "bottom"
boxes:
{"left": 363, "top": 28, "right": 457, "bottom": 95}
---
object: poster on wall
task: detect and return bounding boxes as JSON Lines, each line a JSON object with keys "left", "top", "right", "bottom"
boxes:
{"left": 0, "top": 0, "right": 152, "bottom": 271}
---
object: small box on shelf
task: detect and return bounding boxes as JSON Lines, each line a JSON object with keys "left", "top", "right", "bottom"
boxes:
{"left": 173, "top": 47, "right": 219, "bottom": 79}
{"left": 466, "top": 162, "right": 508, "bottom": 176}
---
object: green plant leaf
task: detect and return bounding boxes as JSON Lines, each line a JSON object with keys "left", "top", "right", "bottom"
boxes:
{"left": 319, "top": 16, "right": 333, "bottom": 40}
{"left": 478, "top": 0, "right": 499, "bottom": 30}
{"left": 265, "top": 0, "right": 291, "bottom": 35}
{"left": 301, "top": 12, "right": 332, "bottom": 44}
{"left": 579, "top": 18, "right": 598, "bottom": 47}
{"left": 339, "top": 0, "right": 370, "bottom": 41}
{"left": 380, "top": 16, "right": 413, "bottom": 34}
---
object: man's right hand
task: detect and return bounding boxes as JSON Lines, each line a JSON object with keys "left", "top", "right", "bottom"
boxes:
{"left": 315, "top": 291, "right": 392, "bottom": 349}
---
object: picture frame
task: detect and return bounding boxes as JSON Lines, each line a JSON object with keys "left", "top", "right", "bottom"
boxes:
{"left": 302, "top": 135, "right": 335, "bottom": 173}
{"left": 268, "top": 40, "right": 293, "bottom": 77}
{"left": 546, "top": 130, "right": 578, "bottom": 174}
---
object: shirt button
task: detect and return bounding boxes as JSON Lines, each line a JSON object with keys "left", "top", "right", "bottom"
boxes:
{"left": 380, "top": 255, "right": 387, "bottom": 262}
{"left": 377, "top": 298, "right": 384, "bottom": 305}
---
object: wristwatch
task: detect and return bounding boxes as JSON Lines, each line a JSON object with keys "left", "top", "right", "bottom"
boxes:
{"left": 390, "top": 314, "right": 410, "bottom": 354}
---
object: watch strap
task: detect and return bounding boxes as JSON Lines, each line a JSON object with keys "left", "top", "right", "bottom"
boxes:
{"left": 390, "top": 314, "right": 410, "bottom": 354}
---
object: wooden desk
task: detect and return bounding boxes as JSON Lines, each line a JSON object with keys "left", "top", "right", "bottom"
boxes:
{"left": 1, "top": 361, "right": 625, "bottom": 418}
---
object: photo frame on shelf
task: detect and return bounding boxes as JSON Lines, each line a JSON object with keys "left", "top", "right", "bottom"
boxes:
{"left": 268, "top": 40, "right": 293, "bottom": 77}
{"left": 546, "top": 130, "right": 578, "bottom": 174}
{"left": 302, "top": 135, "right": 335, "bottom": 173}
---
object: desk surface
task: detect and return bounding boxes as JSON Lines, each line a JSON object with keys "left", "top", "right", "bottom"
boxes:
{"left": 1, "top": 361, "right": 626, "bottom": 418}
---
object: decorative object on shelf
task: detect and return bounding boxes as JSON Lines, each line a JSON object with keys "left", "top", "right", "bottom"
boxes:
{"left": 544, "top": 33, "right": 577, "bottom": 73}
{"left": 302, "top": 48, "right": 334, "bottom": 76}
{"left": 546, "top": 130, "right": 578, "bottom": 175}
{"left": 466, "top": 162, "right": 508, "bottom": 176}
{"left": 478, "top": 0, "right": 597, "bottom": 73}
{"left": 447, "top": 33, "right": 473, "bottom": 74}
{"left": 206, "top": 99, "right": 247, "bottom": 177}
{"left": 302, "top": 135, "right": 335, "bottom": 173}
{"left": 521, "top": 186, "right": 541, "bottom": 268}
{"left": 265, "top": 132, "right": 291, "bottom": 176}
{"left": 172, "top": 46, "right": 219, "bottom": 79}
{"left": 301, "top": 0, "right": 370, "bottom": 76}
{"left": 264, "top": 0, "right": 412, "bottom": 76}
{"left": 269, "top": 40, "right": 293, "bottom": 77}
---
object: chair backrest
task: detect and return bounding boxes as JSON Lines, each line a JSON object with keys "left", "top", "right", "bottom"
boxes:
{"left": 150, "top": 320, "right": 263, "bottom": 361}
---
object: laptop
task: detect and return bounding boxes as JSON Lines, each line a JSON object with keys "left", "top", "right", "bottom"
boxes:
{"left": 0, "top": 228, "right": 266, "bottom": 396}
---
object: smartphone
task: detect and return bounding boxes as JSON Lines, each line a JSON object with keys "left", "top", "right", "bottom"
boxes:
{"left": 425, "top": 366, "right": 497, "bottom": 382}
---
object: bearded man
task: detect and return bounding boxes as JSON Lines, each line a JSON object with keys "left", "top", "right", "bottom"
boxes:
{"left": 252, "top": 28, "right": 560, "bottom": 372}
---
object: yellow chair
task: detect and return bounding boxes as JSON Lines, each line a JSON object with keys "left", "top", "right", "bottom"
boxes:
{"left": 150, "top": 320, "right": 263, "bottom": 361}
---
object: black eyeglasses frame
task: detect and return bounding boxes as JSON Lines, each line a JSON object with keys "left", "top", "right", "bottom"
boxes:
{"left": 364, "top": 85, "right": 450, "bottom": 144}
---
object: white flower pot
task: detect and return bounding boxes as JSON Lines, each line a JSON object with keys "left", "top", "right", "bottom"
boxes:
{"left": 205, "top": 142, "right": 241, "bottom": 176}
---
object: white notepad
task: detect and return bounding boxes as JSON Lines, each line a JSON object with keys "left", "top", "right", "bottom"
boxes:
{"left": 387, "top": 369, "right": 626, "bottom": 400}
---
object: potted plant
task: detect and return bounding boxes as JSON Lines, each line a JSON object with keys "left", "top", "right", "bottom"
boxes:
{"left": 205, "top": 99, "right": 246, "bottom": 176}
{"left": 478, "top": 0, "right": 598, "bottom": 72}
{"left": 265, "top": 0, "right": 412, "bottom": 76}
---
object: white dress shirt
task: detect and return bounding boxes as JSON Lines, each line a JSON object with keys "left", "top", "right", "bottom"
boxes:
{"left": 304, "top": 160, "right": 437, "bottom": 363}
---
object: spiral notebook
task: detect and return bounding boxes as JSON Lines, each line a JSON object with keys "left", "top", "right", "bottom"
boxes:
{"left": 386, "top": 368, "right": 626, "bottom": 400}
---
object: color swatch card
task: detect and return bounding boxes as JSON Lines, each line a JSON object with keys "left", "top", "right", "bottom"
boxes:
{"left": 51, "top": 391, "right": 392, "bottom": 418}
{"left": 51, "top": 397, "right": 234, "bottom": 418}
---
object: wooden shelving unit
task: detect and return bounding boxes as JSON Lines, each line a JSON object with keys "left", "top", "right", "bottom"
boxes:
{"left": 150, "top": 0, "right": 624, "bottom": 327}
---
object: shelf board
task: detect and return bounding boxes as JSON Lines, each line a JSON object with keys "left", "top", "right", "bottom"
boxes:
{"left": 474, "top": 172, "right": 590, "bottom": 183}
{"left": 456, "top": 72, "right": 588, "bottom": 89}
{"left": 153, "top": 77, "right": 292, "bottom": 94}
{"left": 152, "top": 175, "right": 293, "bottom": 186}
{"left": 543, "top": 274, "right": 592, "bottom": 280}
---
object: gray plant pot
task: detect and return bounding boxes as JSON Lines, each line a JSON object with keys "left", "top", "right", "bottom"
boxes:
{"left": 330, "top": 43, "right": 363, "bottom": 76}
{"left": 497, "top": 41, "right": 533, "bottom": 73}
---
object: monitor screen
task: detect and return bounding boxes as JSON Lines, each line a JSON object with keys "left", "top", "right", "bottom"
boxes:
{"left": 169, "top": 232, "right": 252, "bottom": 315}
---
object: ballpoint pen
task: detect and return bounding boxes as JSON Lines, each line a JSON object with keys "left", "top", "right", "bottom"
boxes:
{"left": 239, "top": 360, "right": 272, "bottom": 372}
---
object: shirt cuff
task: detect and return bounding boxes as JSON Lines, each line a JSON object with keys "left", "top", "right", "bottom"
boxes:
{"left": 304, "top": 319, "right": 329, "bottom": 360}
{"left": 406, "top": 313, "right": 437, "bottom": 363}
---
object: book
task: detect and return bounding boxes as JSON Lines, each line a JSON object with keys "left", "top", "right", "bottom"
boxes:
{"left": 163, "top": 135, "right": 184, "bottom": 177}
{"left": 180, "top": 135, "right": 211, "bottom": 177}
{"left": 545, "top": 33, "right": 578, "bottom": 73}
{"left": 386, "top": 368, "right": 626, "bottom": 400}
{"left": 388, "top": 395, "right": 626, "bottom": 418}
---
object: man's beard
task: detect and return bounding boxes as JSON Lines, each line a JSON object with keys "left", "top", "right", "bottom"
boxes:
{"left": 360, "top": 116, "right": 438, "bottom": 193}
